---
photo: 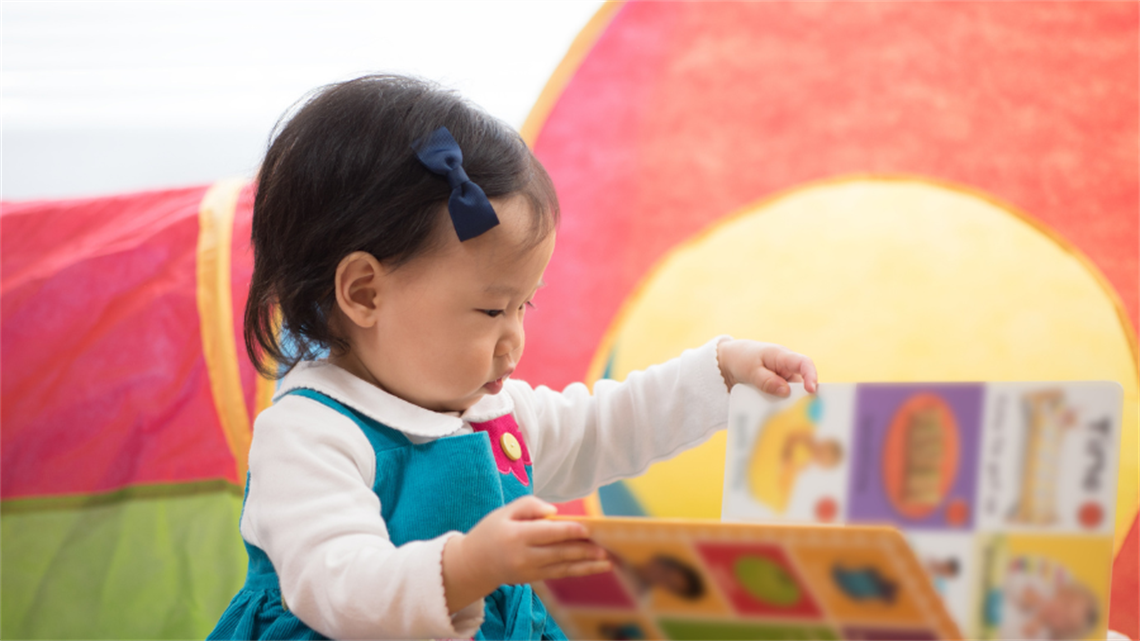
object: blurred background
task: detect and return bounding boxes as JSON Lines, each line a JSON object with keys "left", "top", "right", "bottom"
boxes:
{"left": 2, "top": 0, "right": 605, "bottom": 200}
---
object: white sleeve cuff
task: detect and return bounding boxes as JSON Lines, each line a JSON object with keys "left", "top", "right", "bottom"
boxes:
{"left": 438, "top": 533, "right": 485, "bottom": 638}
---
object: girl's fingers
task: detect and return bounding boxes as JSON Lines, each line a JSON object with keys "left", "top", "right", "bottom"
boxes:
{"left": 752, "top": 367, "right": 791, "bottom": 396}
{"left": 522, "top": 519, "right": 591, "bottom": 546}
{"left": 768, "top": 350, "right": 819, "bottom": 394}
{"left": 539, "top": 559, "right": 613, "bottom": 581}
{"left": 531, "top": 541, "right": 608, "bottom": 568}
{"left": 797, "top": 356, "right": 819, "bottom": 393}
{"left": 504, "top": 496, "right": 558, "bottom": 521}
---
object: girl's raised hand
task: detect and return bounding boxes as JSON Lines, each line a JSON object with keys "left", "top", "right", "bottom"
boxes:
{"left": 717, "top": 339, "right": 819, "bottom": 396}
{"left": 441, "top": 496, "right": 611, "bottom": 614}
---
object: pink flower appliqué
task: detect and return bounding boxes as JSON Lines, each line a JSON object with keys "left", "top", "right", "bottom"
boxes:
{"left": 469, "top": 414, "right": 532, "bottom": 487}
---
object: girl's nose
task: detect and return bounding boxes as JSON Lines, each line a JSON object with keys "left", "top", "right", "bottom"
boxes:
{"left": 496, "top": 315, "right": 524, "bottom": 356}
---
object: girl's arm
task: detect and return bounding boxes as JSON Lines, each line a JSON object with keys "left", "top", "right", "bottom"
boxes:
{"left": 241, "top": 396, "right": 483, "bottom": 639}
{"left": 510, "top": 337, "right": 817, "bottom": 503}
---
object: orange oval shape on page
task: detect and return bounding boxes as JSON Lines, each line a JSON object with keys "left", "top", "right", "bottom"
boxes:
{"left": 881, "top": 394, "right": 960, "bottom": 519}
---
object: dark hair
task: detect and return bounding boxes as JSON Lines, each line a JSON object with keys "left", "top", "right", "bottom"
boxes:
{"left": 244, "top": 74, "right": 560, "bottom": 378}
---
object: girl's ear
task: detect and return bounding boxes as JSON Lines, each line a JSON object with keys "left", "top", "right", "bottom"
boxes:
{"left": 334, "top": 251, "right": 385, "bottom": 328}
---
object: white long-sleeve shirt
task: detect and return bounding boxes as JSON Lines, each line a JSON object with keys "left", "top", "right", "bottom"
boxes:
{"left": 239, "top": 337, "right": 731, "bottom": 639}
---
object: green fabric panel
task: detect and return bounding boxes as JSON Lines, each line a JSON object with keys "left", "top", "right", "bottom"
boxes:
{"left": 657, "top": 619, "right": 839, "bottom": 640}
{"left": 2, "top": 481, "right": 245, "bottom": 639}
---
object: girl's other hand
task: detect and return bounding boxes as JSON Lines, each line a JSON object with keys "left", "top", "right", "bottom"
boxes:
{"left": 717, "top": 339, "right": 819, "bottom": 396}
{"left": 441, "top": 497, "right": 610, "bottom": 614}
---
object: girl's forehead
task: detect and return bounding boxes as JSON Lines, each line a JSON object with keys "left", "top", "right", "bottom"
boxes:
{"left": 408, "top": 223, "right": 554, "bottom": 293}
{"left": 465, "top": 230, "right": 555, "bottom": 285}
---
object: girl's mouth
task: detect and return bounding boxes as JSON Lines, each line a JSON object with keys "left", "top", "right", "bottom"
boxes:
{"left": 483, "top": 371, "right": 512, "bottom": 394}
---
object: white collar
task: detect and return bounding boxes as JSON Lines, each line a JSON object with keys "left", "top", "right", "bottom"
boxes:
{"left": 274, "top": 360, "right": 515, "bottom": 438}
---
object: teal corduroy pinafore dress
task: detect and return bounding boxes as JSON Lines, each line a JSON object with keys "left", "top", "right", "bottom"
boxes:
{"left": 209, "top": 388, "right": 566, "bottom": 640}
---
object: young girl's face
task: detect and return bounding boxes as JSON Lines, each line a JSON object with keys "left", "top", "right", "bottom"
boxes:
{"left": 336, "top": 195, "right": 555, "bottom": 413}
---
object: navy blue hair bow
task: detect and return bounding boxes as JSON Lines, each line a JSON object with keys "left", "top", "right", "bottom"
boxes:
{"left": 412, "top": 127, "right": 500, "bottom": 241}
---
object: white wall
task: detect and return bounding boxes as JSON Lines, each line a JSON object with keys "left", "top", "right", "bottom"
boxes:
{"left": 2, "top": 1, "right": 606, "bottom": 200}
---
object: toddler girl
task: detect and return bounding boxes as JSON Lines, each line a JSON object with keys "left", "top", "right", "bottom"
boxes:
{"left": 209, "top": 74, "right": 818, "bottom": 640}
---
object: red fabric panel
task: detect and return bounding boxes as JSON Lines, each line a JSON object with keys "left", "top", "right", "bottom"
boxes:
{"left": 524, "top": 1, "right": 1138, "bottom": 391}
{"left": 1111, "top": 513, "right": 1139, "bottom": 638}
{"left": 1, "top": 187, "right": 239, "bottom": 497}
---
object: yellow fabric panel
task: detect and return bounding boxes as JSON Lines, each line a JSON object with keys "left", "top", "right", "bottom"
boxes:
{"left": 590, "top": 177, "right": 1138, "bottom": 556}
{"left": 253, "top": 307, "right": 283, "bottom": 415}
{"left": 196, "top": 178, "right": 253, "bottom": 484}
{"left": 255, "top": 372, "right": 276, "bottom": 417}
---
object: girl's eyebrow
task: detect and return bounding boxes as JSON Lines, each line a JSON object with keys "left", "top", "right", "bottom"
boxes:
{"left": 484, "top": 279, "right": 546, "bottom": 295}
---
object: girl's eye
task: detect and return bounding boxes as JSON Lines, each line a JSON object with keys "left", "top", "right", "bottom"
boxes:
{"left": 481, "top": 302, "right": 534, "bottom": 317}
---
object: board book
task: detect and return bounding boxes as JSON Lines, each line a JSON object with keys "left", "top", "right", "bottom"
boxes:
{"left": 722, "top": 381, "right": 1122, "bottom": 640}
{"left": 537, "top": 516, "right": 962, "bottom": 640}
